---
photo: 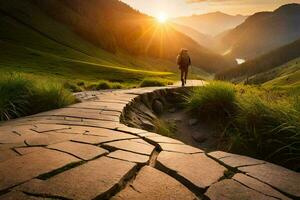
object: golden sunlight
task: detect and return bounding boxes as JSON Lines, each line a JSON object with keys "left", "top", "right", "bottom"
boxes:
{"left": 156, "top": 12, "right": 168, "bottom": 23}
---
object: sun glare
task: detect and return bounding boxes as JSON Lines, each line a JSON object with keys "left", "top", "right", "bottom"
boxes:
{"left": 156, "top": 12, "right": 168, "bottom": 24}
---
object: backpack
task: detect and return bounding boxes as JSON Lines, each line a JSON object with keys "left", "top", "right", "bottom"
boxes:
{"left": 177, "top": 52, "right": 190, "bottom": 66}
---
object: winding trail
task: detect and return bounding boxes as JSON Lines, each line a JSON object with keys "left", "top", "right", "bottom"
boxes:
{"left": 0, "top": 81, "right": 299, "bottom": 200}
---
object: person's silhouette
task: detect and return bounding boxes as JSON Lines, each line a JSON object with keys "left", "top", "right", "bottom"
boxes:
{"left": 176, "top": 49, "right": 191, "bottom": 86}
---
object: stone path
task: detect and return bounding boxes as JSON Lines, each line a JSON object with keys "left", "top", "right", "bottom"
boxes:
{"left": 0, "top": 82, "right": 299, "bottom": 200}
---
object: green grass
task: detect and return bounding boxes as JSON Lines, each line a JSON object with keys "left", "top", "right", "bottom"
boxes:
{"left": 245, "top": 57, "right": 300, "bottom": 90}
{"left": 0, "top": 74, "right": 76, "bottom": 121}
{"left": 185, "top": 81, "right": 237, "bottom": 123}
{"left": 185, "top": 81, "right": 300, "bottom": 171}
{"left": 140, "top": 78, "right": 173, "bottom": 87}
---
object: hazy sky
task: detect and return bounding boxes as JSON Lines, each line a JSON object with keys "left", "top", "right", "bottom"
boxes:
{"left": 121, "top": 0, "right": 300, "bottom": 18}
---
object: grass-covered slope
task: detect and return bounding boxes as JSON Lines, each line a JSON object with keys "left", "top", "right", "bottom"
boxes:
{"left": 0, "top": 0, "right": 177, "bottom": 83}
{"left": 255, "top": 57, "right": 300, "bottom": 89}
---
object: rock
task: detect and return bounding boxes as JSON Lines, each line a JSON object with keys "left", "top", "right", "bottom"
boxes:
{"left": 191, "top": 132, "right": 207, "bottom": 143}
{"left": 48, "top": 141, "right": 108, "bottom": 160}
{"left": 0, "top": 149, "right": 79, "bottom": 191}
{"left": 232, "top": 173, "right": 291, "bottom": 200}
{"left": 111, "top": 166, "right": 199, "bottom": 200}
{"left": 107, "top": 150, "right": 150, "bottom": 164}
{"left": 239, "top": 162, "right": 300, "bottom": 198}
{"left": 157, "top": 151, "right": 226, "bottom": 189}
{"left": 188, "top": 118, "right": 198, "bottom": 126}
{"left": 159, "top": 143, "right": 203, "bottom": 154}
{"left": 152, "top": 100, "right": 164, "bottom": 115}
{"left": 205, "top": 179, "right": 276, "bottom": 200}
{"left": 17, "top": 157, "right": 137, "bottom": 200}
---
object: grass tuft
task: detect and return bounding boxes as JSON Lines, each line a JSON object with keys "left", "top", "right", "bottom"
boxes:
{"left": 185, "top": 81, "right": 236, "bottom": 123}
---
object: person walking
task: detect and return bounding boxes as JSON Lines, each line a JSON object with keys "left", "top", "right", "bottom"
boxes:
{"left": 177, "top": 48, "right": 191, "bottom": 86}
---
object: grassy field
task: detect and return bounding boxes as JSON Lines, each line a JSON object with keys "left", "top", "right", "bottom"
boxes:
{"left": 185, "top": 81, "right": 300, "bottom": 171}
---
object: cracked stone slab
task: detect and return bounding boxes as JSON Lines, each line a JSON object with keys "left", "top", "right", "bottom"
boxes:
{"left": 17, "top": 157, "right": 137, "bottom": 200}
{"left": 15, "top": 147, "right": 45, "bottom": 155}
{"left": 84, "top": 127, "right": 133, "bottom": 137}
{"left": 233, "top": 173, "right": 291, "bottom": 200}
{"left": 0, "top": 191, "right": 46, "bottom": 200}
{"left": 208, "top": 151, "right": 265, "bottom": 167}
{"left": 31, "top": 124, "right": 70, "bottom": 133}
{"left": 146, "top": 136, "right": 184, "bottom": 144}
{"left": 116, "top": 126, "right": 146, "bottom": 134}
{"left": 0, "top": 148, "right": 79, "bottom": 191}
{"left": 0, "top": 149, "right": 19, "bottom": 162}
{"left": 25, "top": 133, "right": 76, "bottom": 146}
{"left": 71, "top": 132, "right": 137, "bottom": 145}
{"left": 157, "top": 151, "right": 226, "bottom": 189}
{"left": 112, "top": 166, "right": 199, "bottom": 200}
{"left": 239, "top": 162, "right": 300, "bottom": 198}
{"left": 107, "top": 150, "right": 150, "bottom": 164}
{"left": 48, "top": 141, "right": 108, "bottom": 160}
{"left": 205, "top": 179, "right": 276, "bottom": 200}
{"left": 103, "top": 140, "right": 155, "bottom": 155}
{"left": 159, "top": 143, "right": 203, "bottom": 154}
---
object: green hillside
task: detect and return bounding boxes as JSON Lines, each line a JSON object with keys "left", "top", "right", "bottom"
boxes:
{"left": 255, "top": 58, "right": 300, "bottom": 89}
{"left": 0, "top": 0, "right": 182, "bottom": 84}
{"left": 216, "top": 38, "right": 300, "bottom": 82}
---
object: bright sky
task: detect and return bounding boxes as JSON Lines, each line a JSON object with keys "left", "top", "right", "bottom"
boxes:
{"left": 121, "top": 0, "right": 300, "bottom": 18}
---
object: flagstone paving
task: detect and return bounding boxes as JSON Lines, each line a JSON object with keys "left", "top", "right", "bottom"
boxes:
{"left": 0, "top": 82, "right": 298, "bottom": 200}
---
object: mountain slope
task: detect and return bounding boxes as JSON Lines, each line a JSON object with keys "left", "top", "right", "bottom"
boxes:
{"left": 170, "top": 23, "right": 214, "bottom": 49}
{"left": 0, "top": 0, "right": 233, "bottom": 82}
{"left": 218, "top": 4, "right": 300, "bottom": 59}
{"left": 216, "top": 38, "right": 300, "bottom": 82}
{"left": 31, "top": 0, "right": 232, "bottom": 72}
{"left": 173, "top": 12, "right": 247, "bottom": 36}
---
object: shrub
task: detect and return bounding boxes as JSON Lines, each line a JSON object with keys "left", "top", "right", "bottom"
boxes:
{"left": 0, "top": 74, "right": 76, "bottom": 121}
{"left": 185, "top": 81, "right": 236, "bottom": 123}
{"left": 140, "top": 78, "right": 172, "bottom": 87}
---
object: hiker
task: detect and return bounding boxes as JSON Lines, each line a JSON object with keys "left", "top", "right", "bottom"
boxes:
{"left": 177, "top": 48, "right": 191, "bottom": 86}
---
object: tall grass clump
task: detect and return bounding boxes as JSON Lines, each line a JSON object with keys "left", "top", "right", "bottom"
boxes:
{"left": 0, "top": 74, "right": 32, "bottom": 120}
{"left": 185, "top": 81, "right": 236, "bottom": 123}
{"left": 0, "top": 74, "right": 76, "bottom": 121}
{"left": 29, "top": 83, "right": 76, "bottom": 114}
{"left": 185, "top": 81, "right": 300, "bottom": 171}
{"left": 140, "top": 78, "right": 173, "bottom": 87}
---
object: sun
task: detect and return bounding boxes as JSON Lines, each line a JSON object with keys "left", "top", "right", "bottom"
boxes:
{"left": 156, "top": 12, "right": 168, "bottom": 24}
